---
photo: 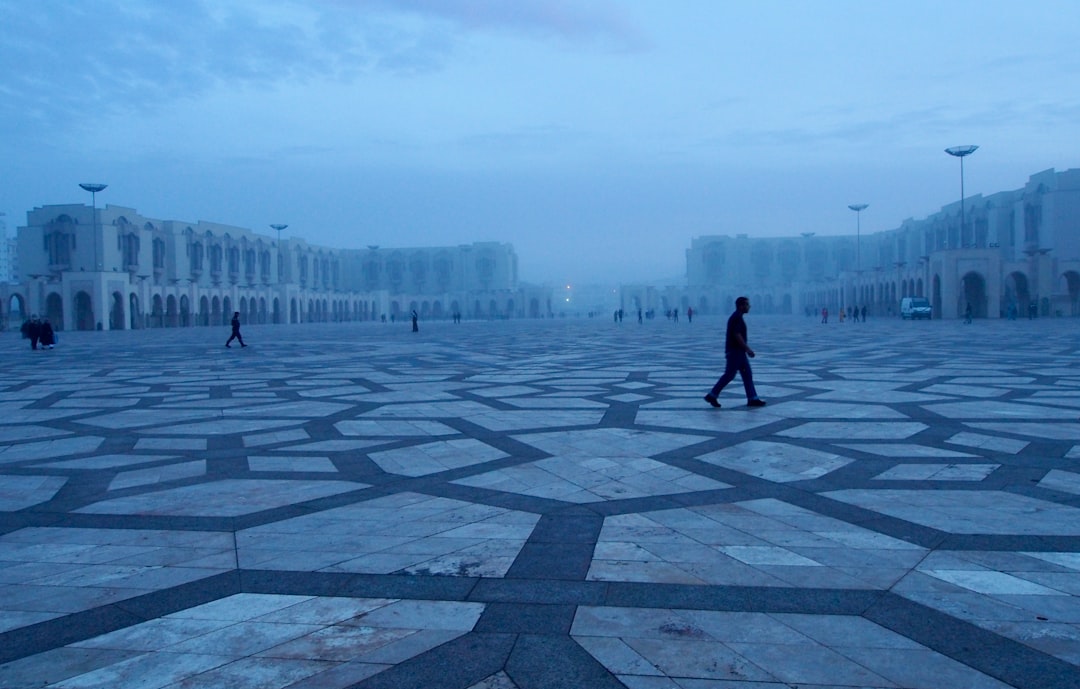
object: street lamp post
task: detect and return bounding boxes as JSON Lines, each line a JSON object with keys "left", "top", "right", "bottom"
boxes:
{"left": 945, "top": 146, "right": 978, "bottom": 243}
{"left": 270, "top": 224, "right": 287, "bottom": 284}
{"left": 79, "top": 183, "right": 107, "bottom": 271}
{"left": 847, "top": 204, "right": 868, "bottom": 272}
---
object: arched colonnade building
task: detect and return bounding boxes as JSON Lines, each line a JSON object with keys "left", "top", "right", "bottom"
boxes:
{"left": 682, "top": 168, "right": 1080, "bottom": 319}
{"left": 6, "top": 204, "right": 549, "bottom": 332}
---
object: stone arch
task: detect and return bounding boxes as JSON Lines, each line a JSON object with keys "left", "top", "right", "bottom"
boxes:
{"left": 110, "top": 291, "right": 125, "bottom": 330}
{"left": 199, "top": 296, "right": 210, "bottom": 326}
{"left": 222, "top": 297, "right": 232, "bottom": 325}
{"left": 960, "top": 271, "right": 988, "bottom": 319}
{"left": 180, "top": 295, "right": 191, "bottom": 327}
{"left": 46, "top": 292, "right": 64, "bottom": 328}
{"left": 211, "top": 296, "right": 221, "bottom": 326}
{"left": 74, "top": 291, "right": 95, "bottom": 331}
{"left": 166, "top": 295, "right": 178, "bottom": 327}
{"left": 151, "top": 294, "right": 164, "bottom": 327}
{"left": 1062, "top": 271, "right": 1080, "bottom": 316}
{"left": 1004, "top": 271, "right": 1031, "bottom": 317}
{"left": 273, "top": 297, "right": 281, "bottom": 324}
{"left": 290, "top": 297, "right": 298, "bottom": 324}
{"left": 9, "top": 293, "right": 26, "bottom": 325}
{"left": 130, "top": 293, "right": 141, "bottom": 329}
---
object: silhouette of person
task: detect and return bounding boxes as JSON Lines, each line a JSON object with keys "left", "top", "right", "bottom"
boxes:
{"left": 704, "top": 296, "right": 766, "bottom": 409}
{"left": 39, "top": 319, "right": 56, "bottom": 349}
{"left": 23, "top": 316, "right": 41, "bottom": 350}
{"left": 411, "top": 309, "right": 419, "bottom": 332}
{"left": 225, "top": 311, "right": 246, "bottom": 348}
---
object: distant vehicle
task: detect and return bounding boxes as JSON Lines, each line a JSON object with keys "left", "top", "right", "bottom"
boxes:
{"left": 900, "top": 297, "right": 932, "bottom": 320}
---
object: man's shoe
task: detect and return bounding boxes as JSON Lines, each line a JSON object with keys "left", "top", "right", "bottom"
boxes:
{"left": 747, "top": 398, "right": 767, "bottom": 407}
{"left": 225, "top": 344, "right": 230, "bottom": 348}
{"left": 704, "top": 394, "right": 721, "bottom": 408}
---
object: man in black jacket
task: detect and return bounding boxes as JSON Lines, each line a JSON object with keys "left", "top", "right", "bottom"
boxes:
{"left": 704, "top": 297, "right": 766, "bottom": 409}
{"left": 225, "top": 312, "right": 246, "bottom": 348}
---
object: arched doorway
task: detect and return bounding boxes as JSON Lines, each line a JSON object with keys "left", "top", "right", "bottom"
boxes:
{"left": 1062, "top": 271, "right": 1080, "bottom": 316}
{"left": 166, "top": 295, "right": 178, "bottom": 327}
{"left": 110, "top": 291, "right": 125, "bottom": 330}
{"left": 46, "top": 293, "right": 64, "bottom": 329}
{"left": 960, "top": 271, "right": 987, "bottom": 319}
{"left": 9, "top": 294, "right": 26, "bottom": 325}
{"left": 130, "top": 293, "right": 141, "bottom": 329}
{"left": 151, "top": 295, "right": 164, "bottom": 328}
{"left": 1005, "top": 271, "right": 1030, "bottom": 318}
{"left": 74, "top": 291, "right": 94, "bottom": 331}
{"left": 180, "top": 295, "right": 191, "bottom": 327}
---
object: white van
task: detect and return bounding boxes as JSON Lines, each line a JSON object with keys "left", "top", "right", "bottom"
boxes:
{"left": 900, "top": 297, "right": 932, "bottom": 320}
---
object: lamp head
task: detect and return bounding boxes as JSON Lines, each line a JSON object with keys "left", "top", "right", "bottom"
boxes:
{"left": 848, "top": 204, "right": 868, "bottom": 212}
{"left": 945, "top": 145, "right": 978, "bottom": 158}
{"left": 79, "top": 183, "right": 107, "bottom": 193}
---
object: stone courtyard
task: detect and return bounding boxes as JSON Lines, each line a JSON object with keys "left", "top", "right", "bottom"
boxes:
{"left": 0, "top": 314, "right": 1079, "bottom": 688}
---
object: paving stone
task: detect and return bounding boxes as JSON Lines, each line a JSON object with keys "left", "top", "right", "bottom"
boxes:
{"left": 1, "top": 318, "right": 1079, "bottom": 688}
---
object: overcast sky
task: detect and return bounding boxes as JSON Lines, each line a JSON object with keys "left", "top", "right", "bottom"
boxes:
{"left": 2, "top": 1, "right": 1078, "bottom": 284}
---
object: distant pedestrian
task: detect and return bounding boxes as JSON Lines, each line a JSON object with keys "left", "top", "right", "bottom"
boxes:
{"left": 861, "top": 305, "right": 867, "bottom": 322}
{"left": 964, "top": 302, "right": 973, "bottom": 324}
{"left": 411, "top": 309, "right": 419, "bottom": 332}
{"left": 673, "top": 308, "right": 679, "bottom": 323}
{"left": 638, "top": 308, "right": 643, "bottom": 324}
{"left": 225, "top": 311, "right": 246, "bottom": 348}
{"left": 821, "top": 307, "right": 828, "bottom": 324}
{"left": 687, "top": 307, "right": 693, "bottom": 323}
{"left": 704, "top": 296, "right": 766, "bottom": 409}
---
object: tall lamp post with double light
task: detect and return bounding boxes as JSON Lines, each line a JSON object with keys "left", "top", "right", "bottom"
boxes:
{"left": 79, "top": 183, "right": 107, "bottom": 271}
{"left": 945, "top": 146, "right": 978, "bottom": 244}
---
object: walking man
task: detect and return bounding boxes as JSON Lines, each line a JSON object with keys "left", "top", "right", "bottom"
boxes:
{"left": 704, "top": 296, "right": 766, "bottom": 409}
{"left": 225, "top": 311, "right": 246, "bottom": 348}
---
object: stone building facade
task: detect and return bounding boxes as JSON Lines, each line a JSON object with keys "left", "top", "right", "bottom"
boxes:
{"left": 682, "top": 168, "right": 1080, "bottom": 319}
{"left": 5, "top": 204, "right": 549, "bottom": 331}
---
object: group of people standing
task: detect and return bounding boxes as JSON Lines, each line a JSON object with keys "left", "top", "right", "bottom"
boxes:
{"left": 20, "top": 316, "right": 56, "bottom": 350}
{"left": 822, "top": 305, "right": 868, "bottom": 324}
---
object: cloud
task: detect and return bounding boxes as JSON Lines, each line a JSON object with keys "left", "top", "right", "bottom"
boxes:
{"left": 360, "top": 0, "right": 649, "bottom": 51}
{"left": 0, "top": 0, "right": 461, "bottom": 136}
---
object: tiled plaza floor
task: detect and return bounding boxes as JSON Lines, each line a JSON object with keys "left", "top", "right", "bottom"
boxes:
{"left": 1, "top": 314, "right": 1079, "bottom": 688}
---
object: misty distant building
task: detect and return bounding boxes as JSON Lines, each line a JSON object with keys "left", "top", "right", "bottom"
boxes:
{"left": 683, "top": 167, "right": 1080, "bottom": 319}
{"left": 5, "top": 203, "right": 550, "bottom": 331}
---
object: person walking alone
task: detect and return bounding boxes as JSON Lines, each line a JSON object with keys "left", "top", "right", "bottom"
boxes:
{"left": 225, "top": 311, "right": 246, "bottom": 348}
{"left": 704, "top": 296, "right": 766, "bottom": 409}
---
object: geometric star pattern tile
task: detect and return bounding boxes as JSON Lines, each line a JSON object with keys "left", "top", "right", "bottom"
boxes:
{"left": 2, "top": 318, "right": 1080, "bottom": 688}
